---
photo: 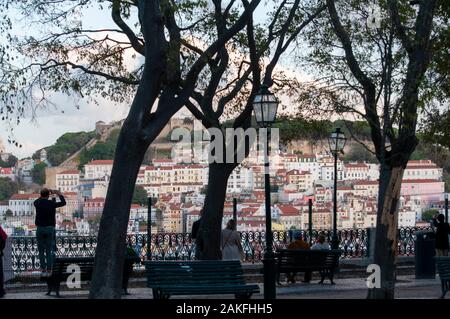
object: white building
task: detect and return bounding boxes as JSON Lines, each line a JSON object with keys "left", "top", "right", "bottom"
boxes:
{"left": 404, "top": 160, "right": 443, "bottom": 180}
{"left": 56, "top": 170, "right": 80, "bottom": 192}
{"left": 344, "top": 162, "right": 370, "bottom": 180}
{"left": 227, "top": 165, "right": 254, "bottom": 193}
{"left": 8, "top": 193, "right": 39, "bottom": 217}
{"left": 84, "top": 160, "right": 113, "bottom": 179}
{"left": 17, "top": 158, "right": 35, "bottom": 184}
{"left": 398, "top": 207, "right": 417, "bottom": 227}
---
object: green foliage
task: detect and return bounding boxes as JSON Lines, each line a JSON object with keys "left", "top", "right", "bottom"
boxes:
{"left": 422, "top": 209, "right": 440, "bottom": 222}
{"left": 274, "top": 117, "right": 373, "bottom": 146}
{"left": 78, "top": 129, "right": 120, "bottom": 169}
{"left": 31, "top": 162, "right": 47, "bottom": 185}
{"left": 444, "top": 172, "right": 450, "bottom": 193}
{"left": 420, "top": 109, "right": 450, "bottom": 150}
{"left": 40, "top": 131, "right": 96, "bottom": 166}
{"left": 0, "top": 154, "right": 18, "bottom": 167}
{"left": 132, "top": 186, "right": 148, "bottom": 206}
{"left": 0, "top": 177, "right": 19, "bottom": 201}
{"left": 344, "top": 142, "right": 377, "bottom": 163}
{"left": 274, "top": 116, "right": 332, "bottom": 144}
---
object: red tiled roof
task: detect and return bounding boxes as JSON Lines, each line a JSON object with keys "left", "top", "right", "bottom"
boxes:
{"left": 353, "top": 180, "right": 379, "bottom": 185}
{"left": 278, "top": 205, "right": 300, "bottom": 216}
{"left": 405, "top": 165, "right": 438, "bottom": 169}
{"left": 85, "top": 197, "right": 105, "bottom": 203}
{"left": 402, "top": 179, "right": 442, "bottom": 183}
{"left": 10, "top": 193, "right": 40, "bottom": 200}
{"left": 58, "top": 169, "right": 80, "bottom": 175}
{"left": 344, "top": 163, "right": 368, "bottom": 168}
{"left": 86, "top": 160, "right": 113, "bottom": 165}
{"left": 0, "top": 167, "right": 14, "bottom": 174}
{"left": 298, "top": 154, "right": 316, "bottom": 158}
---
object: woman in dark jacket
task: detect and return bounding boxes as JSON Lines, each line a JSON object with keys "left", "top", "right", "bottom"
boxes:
{"left": 0, "top": 225, "right": 7, "bottom": 298}
{"left": 433, "top": 214, "right": 450, "bottom": 256}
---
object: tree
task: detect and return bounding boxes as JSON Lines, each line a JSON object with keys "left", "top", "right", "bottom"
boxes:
{"left": 300, "top": 0, "right": 445, "bottom": 298}
{"left": 299, "top": 0, "right": 446, "bottom": 299}
{"left": 31, "top": 162, "right": 47, "bottom": 185}
{"left": 0, "top": 177, "right": 19, "bottom": 201}
{"left": 187, "top": 0, "right": 327, "bottom": 260}
{"left": 0, "top": 154, "right": 18, "bottom": 168}
{"left": 131, "top": 186, "right": 147, "bottom": 206}
{"left": 0, "top": 0, "right": 262, "bottom": 298}
{"left": 420, "top": 108, "right": 450, "bottom": 149}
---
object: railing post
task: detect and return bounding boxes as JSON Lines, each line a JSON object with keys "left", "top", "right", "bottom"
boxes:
{"left": 308, "top": 199, "right": 313, "bottom": 246}
{"left": 147, "top": 197, "right": 152, "bottom": 261}
{"left": 233, "top": 197, "right": 238, "bottom": 230}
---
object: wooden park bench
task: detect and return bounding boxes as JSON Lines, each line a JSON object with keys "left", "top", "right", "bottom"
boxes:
{"left": 145, "top": 260, "right": 260, "bottom": 299}
{"left": 275, "top": 249, "right": 342, "bottom": 285}
{"left": 435, "top": 256, "right": 450, "bottom": 299}
{"left": 42, "top": 256, "right": 95, "bottom": 297}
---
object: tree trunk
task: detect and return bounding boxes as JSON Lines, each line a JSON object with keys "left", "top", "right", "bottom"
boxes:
{"left": 367, "top": 163, "right": 405, "bottom": 299}
{"left": 89, "top": 123, "right": 150, "bottom": 299}
{"left": 197, "top": 163, "right": 234, "bottom": 260}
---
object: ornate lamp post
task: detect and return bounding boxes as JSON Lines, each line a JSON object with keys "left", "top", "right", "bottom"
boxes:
{"left": 328, "top": 127, "right": 347, "bottom": 250}
{"left": 252, "top": 85, "right": 279, "bottom": 299}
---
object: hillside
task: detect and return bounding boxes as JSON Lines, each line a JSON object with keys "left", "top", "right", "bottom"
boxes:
{"left": 34, "top": 117, "right": 450, "bottom": 191}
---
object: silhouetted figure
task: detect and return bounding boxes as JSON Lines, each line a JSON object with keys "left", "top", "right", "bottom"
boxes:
{"left": 221, "top": 219, "right": 244, "bottom": 261}
{"left": 287, "top": 233, "right": 311, "bottom": 284}
{"left": 0, "top": 224, "right": 7, "bottom": 298}
{"left": 433, "top": 214, "right": 450, "bottom": 256}
{"left": 191, "top": 210, "right": 203, "bottom": 259}
{"left": 123, "top": 244, "right": 141, "bottom": 295}
{"left": 34, "top": 188, "right": 66, "bottom": 274}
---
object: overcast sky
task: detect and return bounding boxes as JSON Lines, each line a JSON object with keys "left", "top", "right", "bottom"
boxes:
{"left": 0, "top": 2, "right": 298, "bottom": 159}
{"left": 1, "top": 4, "right": 133, "bottom": 158}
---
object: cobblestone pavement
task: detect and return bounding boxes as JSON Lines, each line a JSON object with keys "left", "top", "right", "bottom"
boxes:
{"left": 1, "top": 275, "right": 444, "bottom": 299}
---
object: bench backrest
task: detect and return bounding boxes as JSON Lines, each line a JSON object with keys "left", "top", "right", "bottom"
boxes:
{"left": 275, "top": 249, "right": 341, "bottom": 270}
{"left": 435, "top": 257, "right": 450, "bottom": 280}
{"left": 52, "top": 257, "right": 95, "bottom": 280}
{"left": 146, "top": 260, "right": 246, "bottom": 286}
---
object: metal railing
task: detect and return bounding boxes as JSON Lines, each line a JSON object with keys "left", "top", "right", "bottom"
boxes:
{"left": 9, "top": 227, "right": 431, "bottom": 274}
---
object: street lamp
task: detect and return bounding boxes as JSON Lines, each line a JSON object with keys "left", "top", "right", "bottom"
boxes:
{"left": 328, "top": 127, "right": 347, "bottom": 250}
{"left": 252, "top": 84, "right": 279, "bottom": 299}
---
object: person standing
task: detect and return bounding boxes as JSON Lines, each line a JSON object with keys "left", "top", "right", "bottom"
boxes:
{"left": 433, "top": 214, "right": 450, "bottom": 256}
{"left": 0, "top": 224, "right": 7, "bottom": 298}
{"left": 221, "top": 219, "right": 244, "bottom": 261}
{"left": 122, "top": 243, "right": 141, "bottom": 295}
{"left": 191, "top": 210, "right": 203, "bottom": 259}
{"left": 34, "top": 188, "right": 66, "bottom": 275}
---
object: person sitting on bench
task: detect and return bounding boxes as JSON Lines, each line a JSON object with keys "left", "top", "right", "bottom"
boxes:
{"left": 311, "top": 234, "right": 331, "bottom": 250}
{"left": 286, "top": 233, "right": 311, "bottom": 284}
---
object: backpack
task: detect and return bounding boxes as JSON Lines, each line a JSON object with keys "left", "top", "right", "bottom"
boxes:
{"left": 0, "top": 226, "right": 7, "bottom": 251}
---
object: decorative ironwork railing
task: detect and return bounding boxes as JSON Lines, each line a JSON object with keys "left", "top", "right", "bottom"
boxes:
{"left": 9, "top": 227, "right": 432, "bottom": 274}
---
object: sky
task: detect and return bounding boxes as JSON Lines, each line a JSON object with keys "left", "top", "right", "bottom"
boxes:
{"left": 0, "top": 4, "right": 132, "bottom": 158}
{"left": 0, "top": 1, "right": 295, "bottom": 159}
